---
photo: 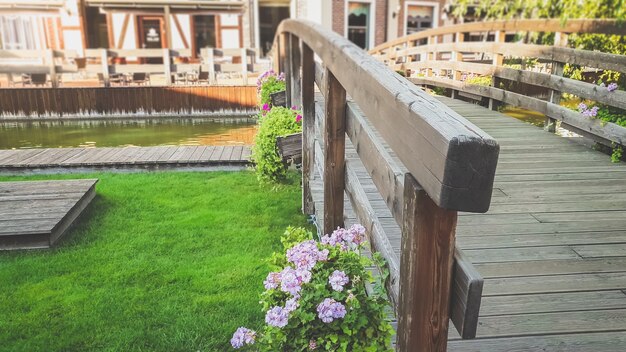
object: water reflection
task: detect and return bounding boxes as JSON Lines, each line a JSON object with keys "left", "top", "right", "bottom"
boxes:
{"left": 0, "top": 117, "right": 258, "bottom": 149}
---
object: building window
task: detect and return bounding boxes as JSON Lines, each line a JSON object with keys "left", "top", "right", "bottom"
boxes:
{"left": 194, "top": 15, "right": 216, "bottom": 55}
{"left": 347, "top": 2, "right": 370, "bottom": 50}
{"left": 0, "top": 16, "right": 39, "bottom": 50}
{"left": 406, "top": 3, "right": 437, "bottom": 35}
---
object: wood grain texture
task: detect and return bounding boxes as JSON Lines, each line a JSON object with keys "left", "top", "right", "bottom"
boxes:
{"left": 301, "top": 43, "right": 315, "bottom": 215}
{"left": 279, "top": 20, "right": 499, "bottom": 213}
{"left": 397, "top": 173, "right": 458, "bottom": 352}
{"left": 322, "top": 68, "right": 346, "bottom": 235}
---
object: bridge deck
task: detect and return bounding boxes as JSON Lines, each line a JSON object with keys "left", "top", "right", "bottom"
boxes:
{"left": 311, "top": 96, "right": 626, "bottom": 350}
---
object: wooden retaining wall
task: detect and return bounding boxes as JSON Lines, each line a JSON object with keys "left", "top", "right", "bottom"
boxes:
{"left": 0, "top": 86, "right": 258, "bottom": 117}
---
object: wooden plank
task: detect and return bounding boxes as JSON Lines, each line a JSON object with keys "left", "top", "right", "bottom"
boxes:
{"left": 281, "top": 20, "right": 499, "bottom": 213}
{"left": 448, "top": 331, "right": 626, "bottom": 352}
{"left": 476, "top": 258, "right": 626, "bottom": 279}
{"left": 397, "top": 173, "right": 458, "bottom": 352}
{"left": 322, "top": 68, "right": 346, "bottom": 235}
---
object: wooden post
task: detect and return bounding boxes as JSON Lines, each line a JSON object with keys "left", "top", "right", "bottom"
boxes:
{"left": 489, "top": 30, "right": 505, "bottom": 110}
{"left": 47, "top": 49, "right": 58, "bottom": 88}
{"left": 100, "top": 49, "right": 110, "bottom": 87}
{"left": 282, "top": 33, "right": 292, "bottom": 106}
{"left": 204, "top": 48, "right": 216, "bottom": 84}
{"left": 240, "top": 47, "right": 248, "bottom": 85}
{"left": 426, "top": 36, "right": 435, "bottom": 78}
{"left": 164, "top": 5, "right": 173, "bottom": 48}
{"left": 323, "top": 69, "right": 347, "bottom": 235}
{"left": 302, "top": 43, "right": 315, "bottom": 215}
{"left": 546, "top": 32, "right": 568, "bottom": 133}
{"left": 163, "top": 49, "right": 172, "bottom": 85}
{"left": 397, "top": 173, "right": 458, "bottom": 352}
{"left": 451, "top": 32, "right": 464, "bottom": 99}
{"left": 290, "top": 35, "right": 302, "bottom": 108}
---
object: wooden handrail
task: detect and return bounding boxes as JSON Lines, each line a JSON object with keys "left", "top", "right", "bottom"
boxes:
{"left": 370, "top": 19, "right": 626, "bottom": 147}
{"left": 276, "top": 19, "right": 499, "bottom": 351}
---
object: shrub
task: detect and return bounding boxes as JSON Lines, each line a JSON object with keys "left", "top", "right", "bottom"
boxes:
{"left": 230, "top": 225, "right": 394, "bottom": 351}
{"left": 257, "top": 70, "right": 286, "bottom": 108}
{"left": 252, "top": 106, "right": 302, "bottom": 183}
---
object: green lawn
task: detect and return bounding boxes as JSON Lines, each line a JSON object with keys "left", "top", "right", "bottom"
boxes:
{"left": 0, "top": 171, "right": 308, "bottom": 352}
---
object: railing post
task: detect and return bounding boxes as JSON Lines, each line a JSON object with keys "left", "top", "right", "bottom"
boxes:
{"left": 282, "top": 33, "right": 292, "bottom": 106}
{"left": 451, "top": 32, "right": 464, "bottom": 99}
{"left": 323, "top": 68, "right": 346, "bottom": 235}
{"left": 302, "top": 42, "right": 315, "bottom": 215}
{"left": 204, "top": 48, "right": 216, "bottom": 85}
{"left": 289, "top": 35, "right": 302, "bottom": 108}
{"left": 489, "top": 30, "right": 505, "bottom": 110}
{"left": 47, "top": 49, "right": 58, "bottom": 88}
{"left": 163, "top": 48, "right": 172, "bottom": 85}
{"left": 546, "top": 32, "right": 568, "bottom": 133}
{"left": 100, "top": 49, "right": 110, "bottom": 87}
{"left": 397, "top": 173, "right": 458, "bottom": 352}
{"left": 240, "top": 47, "right": 248, "bottom": 85}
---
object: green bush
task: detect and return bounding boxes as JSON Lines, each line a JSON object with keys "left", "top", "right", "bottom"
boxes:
{"left": 252, "top": 106, "right": 302, "bottom": 183}
{"left": 230, "top": 225, "right": 394, "bottom": 351}
{"left": 257, "top": 70, "right": 286, "bottom": 107}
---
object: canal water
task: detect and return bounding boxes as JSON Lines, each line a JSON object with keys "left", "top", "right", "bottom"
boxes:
{"left": 0, "top": 118, "right": 257, "bottom": 149}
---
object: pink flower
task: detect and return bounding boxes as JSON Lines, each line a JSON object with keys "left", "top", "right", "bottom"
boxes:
{"left": 296, "top": 114, "right": 302, "bottom": 123}
{"left": 262, "top": 103, "right": 270, "bottom": 111}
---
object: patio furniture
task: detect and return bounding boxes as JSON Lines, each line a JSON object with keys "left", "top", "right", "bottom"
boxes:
{"left": 197, "top": 70, "right": 210, "bottom": 85}
{"left": 131, "top": 73, "right": 149, "bottom": 85}
{"left": 30, "top": 73, "right": 48, "bottom": 87}
{"left": 21, "top": 74, "right": 32, "bottom": 86}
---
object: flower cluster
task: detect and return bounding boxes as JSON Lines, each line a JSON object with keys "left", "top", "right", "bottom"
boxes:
{"left": 321, "top": 224, "right": 366, "bottom": 249}
{"left": 316, "top": 298, "right": 347, "bottom": 323}
{"left": 256, "top": 69, "right": 285, "bottom": 92}
{"left": 286, "top": 240, "right": 329, "bottom": 270}
{"left": 265, "top": 306, "right": 289, "bottom": 328}
{"left": 328, "top": 270, "right": 349, "bottom": 291}
{"left": 230, "top": 327, "right": 256, "bottom": 349}
{"left": 600, "top": 82, "right": 619, "bottom": 92}
{"left": 230, "top": 225, "right": 393, "bottom": 351}
{"left": 291, "top": 105, "right": 303, "bottom": 123}
{"left": 578, "top": 102, "right": 599, "bottom": 118}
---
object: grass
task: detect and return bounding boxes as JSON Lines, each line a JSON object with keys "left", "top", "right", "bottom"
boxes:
{"left": 0, "top": 171, "right": 308, "bottom": 351}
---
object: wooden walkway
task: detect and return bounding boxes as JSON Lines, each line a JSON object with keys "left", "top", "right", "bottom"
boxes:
{"left": 0, "top": 179, "right": 97, "bottom": 250}
{"left": 310, "top": 96, "right": 626, "bottom": 351}
{"left": 0, "top": 146, "right": 251, "bottom": 170}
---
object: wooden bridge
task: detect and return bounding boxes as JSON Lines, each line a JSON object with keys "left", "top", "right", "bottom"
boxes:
{"left": 275, "top": 19, "right": 626, "bottom": 351}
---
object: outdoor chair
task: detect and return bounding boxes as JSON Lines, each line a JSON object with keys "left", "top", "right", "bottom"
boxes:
{"left": 30, "top": 73, "right": 48, "bottom": 87}
{"left": 131, "top": 73, "right": 149, "bottom": 85}
{"left": 21, "top": 74, "right": 32, "bottom": 86}
{"left": 197, "top": 70, "right": 210, "bottom": 85}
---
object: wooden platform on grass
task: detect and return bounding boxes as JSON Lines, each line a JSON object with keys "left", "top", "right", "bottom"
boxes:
{"left": 0, "top": 146, "right": 251, "bottom": 171}
{"left": 310, "top": 95, "right": 626, "bottom": 350}
{"left": 0, "top": 179, "right": 97, "bottom": 250}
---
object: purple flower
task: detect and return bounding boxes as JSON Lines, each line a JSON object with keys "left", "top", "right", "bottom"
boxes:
{"left": 309, "top": 340, "right": 318, "bottom": 350}
{"left": 328, "top": 270, "right": 350, "bottom": 291}
{"left": 291, "top": 105, "right": 298, "bottom": 110}
{"left": 284, "top": 296, "right": 299, "bottom": 313}
{"left": 264, "top": 271, "right": 281, "bottom": 290}
{"left": 279, "top": 266, "right": 311, "bottom": 295}
{"left": 230, "top": 327, "right": 256, "bottom": 349}
{"left": 262, "top": 103, "right": 270, "bottom": 111}
{"left": 583, "top": 106, "right": 599, "bottom": 118}
{"left": 266, "top": 306, "right": 289, "bottom": 328}
{"left": 320, "top": 225, "right": 367, "bottom": 249}
{"left": 607, "top": 82, "right": 619, "bottom": 92}
{"left": 578, "top": 102, "right": 588, "bottom": 112}
{"left": 286, "top": 240, "right": 327, "bottom": 270}
{"left": 317, "top": 298, "right": 347, "bottom": 323}
{"left": 296, "top": 114, "right": 302, "bottom": 123}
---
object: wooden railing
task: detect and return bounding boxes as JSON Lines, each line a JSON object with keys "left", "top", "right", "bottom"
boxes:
{"left": 370, "top": 19, "right": 626, "bottom": 148}
{"left": 0, "top": 47, "right": 267, "bottom": 87}
{"left": 275, "top": 20, "right": 499, "bottom": 351}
